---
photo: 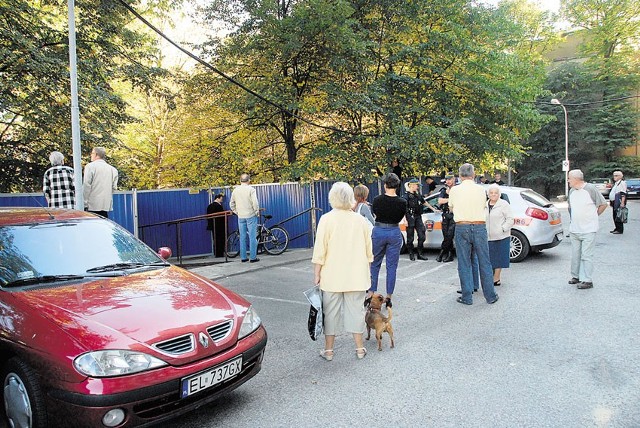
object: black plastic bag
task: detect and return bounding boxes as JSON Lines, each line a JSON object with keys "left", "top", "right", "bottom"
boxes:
{"left": 616, "top": 206, "right": 628, "bottom": 224}
{"left": 303, "top": 286, "right": 323, "bottom": 341}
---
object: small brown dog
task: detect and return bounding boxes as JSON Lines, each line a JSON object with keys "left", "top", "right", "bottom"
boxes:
{"left": 365, "top": 293, "right": 395, "bottom": 351}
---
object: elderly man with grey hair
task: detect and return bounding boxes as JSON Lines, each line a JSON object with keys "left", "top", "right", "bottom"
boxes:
{"left": 567, "top": 169, "right": 607, "bottom": 289}
{"left": 43, "top": 151, "right": 75, "bottom": 208}
{"left": 609, "top": 170, "right": 627, "bottom": 234}
{"left": 83, "top": 147, "right": 119, "bottom": 218}
{"left": 230, "top": 173, "right": 261, "bottom": 262}
{"left": 448, "top": 163, "right": 499, "bottom": 305}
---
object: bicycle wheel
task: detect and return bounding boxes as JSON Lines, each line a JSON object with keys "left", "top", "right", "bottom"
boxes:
{"left": 225, "top": 231, "right": 240, "bottom": 258}
{"left": 263, "top": 226, "right": 289, "bottom": 255}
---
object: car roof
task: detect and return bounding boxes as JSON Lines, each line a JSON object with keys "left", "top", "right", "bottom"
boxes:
{"left": 0, "top": 207, "right": 97, "bottom": 226}
{"left": 479, "top": 184, "right": 533, "bottom": 193}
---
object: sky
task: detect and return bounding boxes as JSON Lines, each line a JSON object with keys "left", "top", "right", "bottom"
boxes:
{"left": 484, "top": 0, "right": 561, "bottom": 13}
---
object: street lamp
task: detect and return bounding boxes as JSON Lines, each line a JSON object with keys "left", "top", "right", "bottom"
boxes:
{"left": 551, "top": 98, "right": 569, "bottom": 198}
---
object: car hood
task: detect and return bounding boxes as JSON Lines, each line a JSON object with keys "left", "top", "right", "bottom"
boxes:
{"left": 15, "top": 267, "right": 243, "bottom": 360}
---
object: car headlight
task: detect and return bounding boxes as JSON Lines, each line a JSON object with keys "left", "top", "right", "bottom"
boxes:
{"left": 74, "top": 350, "right": 167, "bottom": 377}
{"left": 238, "top": 305, "right": 262, "bottom": 339}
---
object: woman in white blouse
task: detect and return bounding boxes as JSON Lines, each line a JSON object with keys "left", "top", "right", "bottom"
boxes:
{"left": 312, "top": 182, "right": 374, "bottom": 361}
{"left": 486, "top": 184, "right": 514, "bottom": 286}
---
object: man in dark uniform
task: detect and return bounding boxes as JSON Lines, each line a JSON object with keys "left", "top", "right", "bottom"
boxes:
{"left": 437, "top": 174, "right": 456, "bottom": 262}
{"left": 206, "top": 193, "right": 227, "bottom": 257}
{"left": 405, "top": 178, "right": 428, "bottom": 261}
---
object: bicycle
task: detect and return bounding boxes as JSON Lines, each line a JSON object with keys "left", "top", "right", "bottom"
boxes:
{"left": 225, "top": 214, "right": 290, "bottom": 257}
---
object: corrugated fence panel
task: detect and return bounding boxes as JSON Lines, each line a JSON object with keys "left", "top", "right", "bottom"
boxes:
{"left": 110, "top": 192, "right": 135, "bottom": 233}
{"left": 313, "top": 181, "right": 334, "bottom": 222}
{"left": 136, "top": 188, "right": 211, "bottom": 257}
{"left": 0, "top": 193, "right": 46, "bottom": 208}
{"left": 252, "top": 182, "right": 313, "bottom": 249}
{"left": 312, "top": 180, "right": 382, "bottom": 223}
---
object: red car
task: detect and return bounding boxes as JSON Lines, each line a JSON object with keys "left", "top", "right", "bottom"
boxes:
{"left": 0, "top": 208, "right": 267, "bottom": 427}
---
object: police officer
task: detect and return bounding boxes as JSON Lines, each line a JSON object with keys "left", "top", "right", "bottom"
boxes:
{"left": 437, "top": 173, "right": 456, "bottom": 262}
{"left": 405, "top": 178, "right": 428, "bottom": 261}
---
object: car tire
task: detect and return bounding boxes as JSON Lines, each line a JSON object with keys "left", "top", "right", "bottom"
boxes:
{"left": 509, "top": 230, "right": 530, "bottom": 263}
{"left": 2, "top": 357, "right": 48, "bottom": 428}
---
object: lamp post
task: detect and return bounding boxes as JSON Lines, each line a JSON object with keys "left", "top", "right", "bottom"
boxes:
{"left": 551, "top": 98, "right": 569, "bottom": 198}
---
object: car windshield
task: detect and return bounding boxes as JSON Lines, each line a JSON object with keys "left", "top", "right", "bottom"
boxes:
{"left": 519, "top": 189, "right": 553, "bottom": 208}
{"left": 0, "top": 219, "right": 164, "bottom": 287}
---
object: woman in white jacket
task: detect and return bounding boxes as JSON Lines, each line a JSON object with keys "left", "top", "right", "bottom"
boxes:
{"left": 486, "top": 184, "right": 514, "bottom": 286}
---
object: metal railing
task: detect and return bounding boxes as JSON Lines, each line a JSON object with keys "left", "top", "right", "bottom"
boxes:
{"left": 272, "top": 207, "right": 323, "bottom": 247}
{"left": 139, "top": 211, "right": 233, "bottom": 265}
{"left": 138, "top": 207, "right": 322, "bottom": 265}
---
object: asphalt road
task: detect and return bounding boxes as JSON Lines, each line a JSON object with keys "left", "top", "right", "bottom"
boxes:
{"left": 171, "top": 201, "right": 640, "bottom": 428}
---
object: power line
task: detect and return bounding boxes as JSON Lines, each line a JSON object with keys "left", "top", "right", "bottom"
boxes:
{"left": 116, "top": 0, "right": 371, "bottom": 137}
{"left": 537, "top": 94, "right": 640, "bottom": 107}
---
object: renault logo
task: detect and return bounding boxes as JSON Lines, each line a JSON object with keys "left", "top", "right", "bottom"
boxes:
{"left": 198, "top": 332, "right": 210, "bottom": 348}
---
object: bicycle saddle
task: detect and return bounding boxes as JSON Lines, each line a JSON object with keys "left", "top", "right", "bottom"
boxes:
{"left": 264, "top": 214, "right": 273, "bottom": 220}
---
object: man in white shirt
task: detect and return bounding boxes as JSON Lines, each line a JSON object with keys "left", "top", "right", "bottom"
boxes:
{"left": 230, "top": 174, "right": 260, "bottom": 262}
{"left": 567, "top": 169, "right": 607, "bottom": 289}
{"left": 83, "top": 147, "right": 118, "bottom": 218}
{"left": 608, "top": 170, "right": 627, "bottom": 234}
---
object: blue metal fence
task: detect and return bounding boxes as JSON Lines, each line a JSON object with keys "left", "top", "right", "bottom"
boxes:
{"left": 0, "top": 179, "right": 385, "bottom": 258}
{"left": 0, "top": 192, "right": 135, "bottom": 233}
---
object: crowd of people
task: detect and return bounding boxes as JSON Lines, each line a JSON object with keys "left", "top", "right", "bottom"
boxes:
{"left": 40, "top": 152, "right": 628, "bottom": 360}
{"left": 310, "top": 163, "right": 627, "bottom": 360}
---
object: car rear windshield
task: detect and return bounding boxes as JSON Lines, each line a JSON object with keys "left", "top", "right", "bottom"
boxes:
{"left": 0, "top": 219, "right": 162, "bottom": 287}
{"left": 589, "top": 178, "right": 611, "bottom": 184}
{"left": 520, "top": 189, "right": 553, "bottom": 208}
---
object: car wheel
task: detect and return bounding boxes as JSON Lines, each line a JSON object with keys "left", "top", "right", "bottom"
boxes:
{"left": 510, "top": 230, "right": 530, "bottom": 263}
{"left": 2, "top": 357, "right": 48, "bottom": 428}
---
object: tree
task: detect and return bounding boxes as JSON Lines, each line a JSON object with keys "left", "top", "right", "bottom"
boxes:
{"left": 0, "top": 0, "right": 170, "bottom": 192}
{"left": 193, "top": 0, "right": 549, "bottom": 183}
{"left": 516, "top": 0, "right": 640, "bottom": 196}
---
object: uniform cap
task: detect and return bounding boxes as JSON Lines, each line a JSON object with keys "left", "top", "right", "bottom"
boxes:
{"left": 445, "top": 173, "right": 455, "bottom": 179}
{"left": 407, "top": 178, "right": 420, "bottom": 184}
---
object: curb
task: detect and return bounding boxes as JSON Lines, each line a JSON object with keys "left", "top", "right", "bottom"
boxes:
{"left": 185, "top": 249, "right": 313, "bottom": 281}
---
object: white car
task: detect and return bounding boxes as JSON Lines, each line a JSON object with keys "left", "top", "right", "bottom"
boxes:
{"left": 401, "top": 185, "right": 564, "bottom": 262}
{"left": 589, "top": 178, "right": 613, "bottom": 197}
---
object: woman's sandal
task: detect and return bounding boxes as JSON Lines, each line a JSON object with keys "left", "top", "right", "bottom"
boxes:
{"left": 494, "top": 280, "right": 501, "bottom": 286}
{"left": 319, "top": 349, "right": 334, "bottom": 361}
{"left": 355, "top": 347, "right": 367, "bottom": 360}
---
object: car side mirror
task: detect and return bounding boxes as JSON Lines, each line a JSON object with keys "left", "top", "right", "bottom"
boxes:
{"left": 157, "top": 247, "right": 172, "bottom": 260}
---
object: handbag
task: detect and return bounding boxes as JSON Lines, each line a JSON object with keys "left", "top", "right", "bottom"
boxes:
{"left": 303, "top": 286, "right": 323, "bottom": 341}
{"left": 615, "top": 206, "right": 628, "bottom": 224}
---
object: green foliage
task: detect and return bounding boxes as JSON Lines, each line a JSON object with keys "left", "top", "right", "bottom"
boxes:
{"left": 0, "top": 0, "right": 170, "bottom": 192}
{"left": 517, "top": 61, "right": 639, "bottom": 198}
{"left": 589, "top": 157, "right": 640, "bottom": 178}
{"left": 188, "top": 0, "right": 549, "bottom": 184}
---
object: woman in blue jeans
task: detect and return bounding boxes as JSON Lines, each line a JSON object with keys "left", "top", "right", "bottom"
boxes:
{"left": 365, "top": 173, "right": 407, "bottom": 308}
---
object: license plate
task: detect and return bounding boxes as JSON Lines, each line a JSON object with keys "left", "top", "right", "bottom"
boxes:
{"left": 629, "top": 191, "right": 637, "bottom": 195}
{"left": 181, "top": 357, "right": 242, "bottom": 398}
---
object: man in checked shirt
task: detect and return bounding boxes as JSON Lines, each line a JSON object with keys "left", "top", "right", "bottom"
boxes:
{"left": 43, "top": 151, "right": 76, "bottom": 209}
